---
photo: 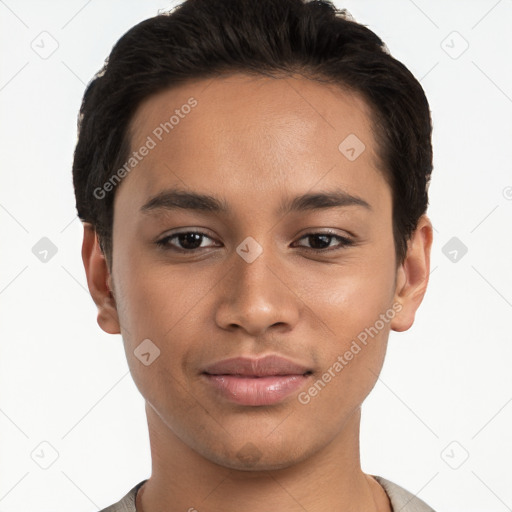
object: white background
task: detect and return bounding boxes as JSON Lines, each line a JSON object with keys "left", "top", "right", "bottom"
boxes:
{"left": 1, "top": 1, "right": 511, "bottom": 511}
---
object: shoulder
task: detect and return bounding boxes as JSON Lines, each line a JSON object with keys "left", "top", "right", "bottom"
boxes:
{"left": 372, "top": 475, "right": 436, "bottom": 512}
{"left": 98, "top": 480, "right": 147, "bottom": 512}
{"left": 96, "top": 476, "right": 436, "bottom": 512}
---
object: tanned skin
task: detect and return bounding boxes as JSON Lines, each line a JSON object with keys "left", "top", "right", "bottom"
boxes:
{"left": 82, "top": 74, "right": 432, "bottom": 512}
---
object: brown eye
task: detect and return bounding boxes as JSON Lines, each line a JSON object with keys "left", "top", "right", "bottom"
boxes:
{"left": 156, "top": 231, "right": 217, "bottom": 252}
{"left": 295, "top": 233, "right": 354, "bottom": 251}
{"left": 176, "top": 232, "right": 204, "bottom": 250}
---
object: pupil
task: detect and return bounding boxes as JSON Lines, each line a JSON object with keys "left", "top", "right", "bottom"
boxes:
{"left": 180, "top": 233, "right": 202, "bottom": 249}
{"left": 309, "top": 234, "right": 330, "bottom": 249}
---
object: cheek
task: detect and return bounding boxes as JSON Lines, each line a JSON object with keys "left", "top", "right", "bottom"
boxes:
{"left": 308, "top": 248, "right": 397, "bottom": 341}
{"left": 112, "top": 227, "right": 207, "bottom": 338}
{"left": 112, "top": 253, "right": 214, "bottom": 384}
{"left": 327, "top": 272, "right": 395, "bottom": 336}
{"left": 112, "top": 267, "right": 200, "bottom": 412}
{"left": 300, "top": 255, "right": 396, "bottom": 406}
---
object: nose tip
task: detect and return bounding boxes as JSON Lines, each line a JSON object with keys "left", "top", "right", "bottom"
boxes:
{"left": 214, "top": 251, "right": 299, "bottom": 335}
{"left": 223, "top": 299, "right": 288, "bottom": 335}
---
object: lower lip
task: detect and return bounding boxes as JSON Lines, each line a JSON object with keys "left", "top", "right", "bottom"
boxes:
{"left": 202, "top": 374, "right": 311, "bottom": 406}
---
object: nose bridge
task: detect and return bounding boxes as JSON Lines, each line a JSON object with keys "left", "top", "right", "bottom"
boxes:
{"left": 235, "top": 240, "right": 278, "bottom": 299}
{"left": 215, "top": 236, "right": 299, "bottom": 334}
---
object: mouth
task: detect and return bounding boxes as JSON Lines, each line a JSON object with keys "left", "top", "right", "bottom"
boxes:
{"left": 201, "top": 355, "right": 313, "bottom": 406}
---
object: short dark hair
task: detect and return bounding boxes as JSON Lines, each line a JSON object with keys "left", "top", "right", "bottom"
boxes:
{"left": 72, "top": 0, "right": 433, "bottom": 267}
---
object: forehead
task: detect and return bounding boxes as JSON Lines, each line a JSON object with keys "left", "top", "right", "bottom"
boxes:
{"left": 117, "top": 73, "right": 389, "bottom": 214}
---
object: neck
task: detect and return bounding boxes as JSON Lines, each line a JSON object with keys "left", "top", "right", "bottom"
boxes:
{"left": 138, "top": 404, "right": 391, "bottom": 512}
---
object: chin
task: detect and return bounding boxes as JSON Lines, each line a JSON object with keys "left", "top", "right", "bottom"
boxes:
{"left": 200, "top": 437, "right": 314, "bottom": 473}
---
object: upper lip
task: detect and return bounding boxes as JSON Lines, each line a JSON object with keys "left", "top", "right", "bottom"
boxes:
{"left": 202, "top": 355, "right": 312, "bottom": 377}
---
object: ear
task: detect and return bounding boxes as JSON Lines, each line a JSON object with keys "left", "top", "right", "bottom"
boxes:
{"left": 391, "top": 215, "right": 433, "bottom": 332}
{"left": 81, "top": 223, "right": 120, "bottom": 335}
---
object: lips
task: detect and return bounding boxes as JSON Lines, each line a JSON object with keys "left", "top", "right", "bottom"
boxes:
{"left": 202, "top": 355, "right": 312, "bottom": 406}
{"left": 203, "top": 355, "right": 311, "bottom": 377}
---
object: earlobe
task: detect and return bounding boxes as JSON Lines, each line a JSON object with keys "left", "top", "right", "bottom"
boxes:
{"left": 81, "top": 223, "right": 121, "bottom": 335}
{"left": 391, "top": 215, "right": 433, "bottom": 333}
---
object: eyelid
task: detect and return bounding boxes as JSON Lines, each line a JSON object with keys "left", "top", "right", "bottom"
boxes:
{"left": 155, "top": 229, "right": 218, "bottom": 250}
{"left": 155, "top": 228, "right": 355, "bottom": 253}
{"left": 293, "top": 230, "right": 354, "bottom": 251}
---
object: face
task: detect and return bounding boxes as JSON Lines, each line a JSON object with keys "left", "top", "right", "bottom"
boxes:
{"left": 88, "top": 73, "right": 430, "bottom": 471}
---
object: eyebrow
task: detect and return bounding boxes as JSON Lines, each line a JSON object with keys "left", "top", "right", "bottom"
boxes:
{"left": 140, "top": 188, "right": 371, "bottom": 216}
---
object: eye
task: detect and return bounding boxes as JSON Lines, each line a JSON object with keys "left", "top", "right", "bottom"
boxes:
{"left": 155, "top": 230, "right": 354, "bottom": 254}
{"left": 294, "top": 232, "right": 354, "bottom": 252}
{"left": 155, "top": 231, "right": 218, "bottom": 252}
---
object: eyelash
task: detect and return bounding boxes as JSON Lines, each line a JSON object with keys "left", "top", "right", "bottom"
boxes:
{"left": 155, "top": 230, "right": 355, "bottom": 253}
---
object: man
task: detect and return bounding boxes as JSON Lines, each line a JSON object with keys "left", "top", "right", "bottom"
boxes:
{"left": 73, "top": 0, "right": 435, "bottom": 510}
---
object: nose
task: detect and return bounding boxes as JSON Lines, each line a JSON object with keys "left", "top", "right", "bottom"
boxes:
{"left": 214, "top": 245, "right": 300, "bottom": 336}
